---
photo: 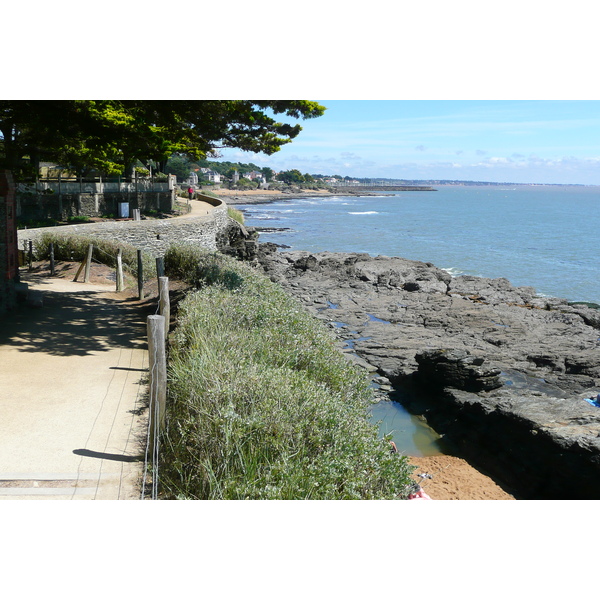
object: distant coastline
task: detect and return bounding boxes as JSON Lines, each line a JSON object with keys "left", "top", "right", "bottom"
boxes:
{"left": 218, "top": 186, "right": 434, "bottom": 206}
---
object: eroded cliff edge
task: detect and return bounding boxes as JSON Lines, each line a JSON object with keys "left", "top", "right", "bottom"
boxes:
{"left": 257, "top": 244, "right": 600, "bottom": 499}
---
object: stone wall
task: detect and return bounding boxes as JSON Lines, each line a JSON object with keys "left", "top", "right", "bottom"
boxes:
{"left": 16, "top": 194, "right": 258, "bottom": 261}
{"left": 17, "top": 188, "right": 175, "bottom": 221}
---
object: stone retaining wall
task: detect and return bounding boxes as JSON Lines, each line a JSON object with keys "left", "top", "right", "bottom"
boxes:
{"left": 18, "top": 194, "right": 231, "bottom": 258}
{"left": 17, "top": 189, "right": 175, "bottom": 222}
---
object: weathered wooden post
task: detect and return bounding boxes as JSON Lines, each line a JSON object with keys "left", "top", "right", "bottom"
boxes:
{"left": 116, "top": 248, "right": 124, "bottom": 292}
{"left": 28, "top": 241, "right": 33, "bottom": 271}
{"left": 83, "top": 244, "right": 93, "bottom": 283}
{"left": 137, "top": 249, "right": 144, "bottom": 300}
{"left": 147, "top": 314, "right": 167, "bottom": 453}
{"left": 49, "top": 242, "right": 55, "bottom": 276}
{"left": 155, "top": 256, "right": 165, "bottom": 279}
{"left": 159, "top": 276, "right": 170, "bottom": 341}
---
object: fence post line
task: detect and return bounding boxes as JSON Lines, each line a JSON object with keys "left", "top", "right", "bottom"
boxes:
{"left": 116, "top": 248, "right": 124, "bottom": 292}
{"left": 159, "top": 276, "right": 170, "bottom": 341}
{"left": 49, "top": 242, "right": 55, "bottom": 276}
{"left": 137, "top": 250, "right": 144, "bottom": 300}
{"left": 83, "top": 244, "right": 93, "bottom": 283}
{"left": 155, "top": 256, "right": 165, "bottom": 279}
{"left": 147, "top": 314, "right": 167, "bottom": 453}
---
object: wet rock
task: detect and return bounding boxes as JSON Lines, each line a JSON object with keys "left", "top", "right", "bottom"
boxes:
{"left": 258, "top": 247, "right": 600, "bottom": 395}
{"left": 256, "top": 245, "right": 600, "bottom": 498}
{"left": 415, "top": 348, "right": 503, "bottom": 392}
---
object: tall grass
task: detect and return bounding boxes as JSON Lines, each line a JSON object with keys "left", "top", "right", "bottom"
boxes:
{"left": 227, "top": 207, "right": 245, "bottom": 225}
{"left": 33, "top": 232, "right": 157, "bottom": 280}
{"left": 160, "top": 245, "right": 414, "bottom": 499}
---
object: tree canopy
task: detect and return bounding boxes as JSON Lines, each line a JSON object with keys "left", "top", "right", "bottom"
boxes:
{"left": 0, "top": 100, "right": 326, "bottom": 178}
{"left": 277, "top": 169, "right": 306, "bottom": 184}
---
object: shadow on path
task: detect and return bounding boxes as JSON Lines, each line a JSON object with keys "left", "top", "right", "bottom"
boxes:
{"left": 73, "top": 448, "right": 142, "bottom": 462}
{"left": 0, "top": 286, "right": 149, "bottom": 357}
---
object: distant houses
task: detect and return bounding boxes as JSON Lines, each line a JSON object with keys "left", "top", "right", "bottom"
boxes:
{"left": 200, "top": 168, "right": 221, "bottom": 184}
{"left": 242, "top": 170, "right": 265, "bottom": 183}
{"left": 186, "top": 168, "right": 221, "bottom": 186}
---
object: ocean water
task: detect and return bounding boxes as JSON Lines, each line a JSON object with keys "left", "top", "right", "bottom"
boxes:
{"left": 235, "top": 185, "right": 600, "bottom": 456}
{"left": 237, "top": 185, "right": 600, "bottom": 305}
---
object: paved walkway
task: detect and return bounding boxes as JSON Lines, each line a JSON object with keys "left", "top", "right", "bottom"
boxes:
{"left": 0, "top": 274, "right": 150, "bottom": 500}
{"left": 178, "top": 196, "right": 218, "bottom": 218}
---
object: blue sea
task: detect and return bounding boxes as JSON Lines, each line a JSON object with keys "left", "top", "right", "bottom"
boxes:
{"left": 236, "top": 185, "right": 600, "bottom": 305}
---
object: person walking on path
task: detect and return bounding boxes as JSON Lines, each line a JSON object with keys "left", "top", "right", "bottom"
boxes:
{"left": 187, "top": 186, "right": 194, "bottom": 201}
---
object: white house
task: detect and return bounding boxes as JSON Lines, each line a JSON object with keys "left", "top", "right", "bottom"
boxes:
{"left": 199, "top": 168, "right": 221, "bottom": 183}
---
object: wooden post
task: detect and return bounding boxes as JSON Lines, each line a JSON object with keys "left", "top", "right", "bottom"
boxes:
{"left": 159, "top": 276, "right": 170, "bottom": 341}
{"left": 147, "top": 314, "right": 167, "bottom": 452}
{"left": 155, "top": 256, "right": 165, "bottom": 279}
{"left": 137, "top": 249, "right": 144, "bottom": 300}
{"left": 49, "top": 242, "right": 55, "bottom": 276}
{"left": 73, "top": 259, "right": 85, "bottom": 282}
{"left": 116, "top": 248, "right": 124, "bottom": 292}
{"left": 28, "top": 241, "right": 33, "bottom": 271}
{"left": 83, "top": 244, "right": 93, "bottom": 283}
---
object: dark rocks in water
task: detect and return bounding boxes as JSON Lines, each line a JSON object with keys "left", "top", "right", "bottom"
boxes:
{"left": 257, "top": 247, "right": 600, "bottom": 395}
{"left": 256, "top": 245, "right": 600, "bottom": 498}
{"left": 255, "top": 226, "right": 292, "bottom": 233}
{"left": 415, "top": 348, "right": 503, "bottom": 392}
{"left": 410, "top": 385, "right": 600, "bottom": 499}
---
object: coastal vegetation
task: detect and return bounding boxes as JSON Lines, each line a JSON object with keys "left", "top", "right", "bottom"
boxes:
{"left": 160, "top": 245, "right": 415, "bottom": 499}
{"left": 227, "top": 207, "right": 245, "bottom": 225}
{"left": 31, "top": 232, "right": 157, "bottom": 281}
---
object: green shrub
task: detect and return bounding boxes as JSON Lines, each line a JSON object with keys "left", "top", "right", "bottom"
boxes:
{"left": 160, "top": 245, "right": 414, "bottom": 499}
{"left": 17, "top": 218, "right": 60, "bottom": 229}
{"left": 164, "top": 245, "right": 243, "bottom": 289}
{"left": 66, "top": 216, "right": 92, "bottom": 224}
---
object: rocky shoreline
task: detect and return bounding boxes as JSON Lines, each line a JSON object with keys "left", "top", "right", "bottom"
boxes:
{"left": 255, "top": 245, "right": 600, "bottom": 499}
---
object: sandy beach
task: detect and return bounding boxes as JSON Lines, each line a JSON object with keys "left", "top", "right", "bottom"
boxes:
{"left": 214, "top": 187, "right": 361, "bottom": 205}
{"left": 408, "top": 455, "right": 515, "bottom": 500}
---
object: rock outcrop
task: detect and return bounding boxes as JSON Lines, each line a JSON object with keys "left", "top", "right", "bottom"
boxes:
{"left": 415, "top": 349, "right": 503, "bottom": 393}
{"left": 256, "top": 246, "right": 600, "bottom": 498}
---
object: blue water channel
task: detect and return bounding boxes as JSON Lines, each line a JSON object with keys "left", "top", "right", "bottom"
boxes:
{"left": 368, "top": 387, "right": 448, "bottom": 457}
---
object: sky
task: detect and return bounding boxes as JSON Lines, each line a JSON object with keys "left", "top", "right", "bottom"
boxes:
{"left": 7, "top": 2, "right": 600, "bottom": 189}
{"left": 214, "top": 100, "right": 600, "bottom": 185}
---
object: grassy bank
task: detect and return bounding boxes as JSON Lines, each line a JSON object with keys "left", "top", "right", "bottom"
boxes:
{"left": 161, "top": 245, "right": 414, "bottom": 499}
{"left": 31, "top": 232, "right": 157, "bottom": 280}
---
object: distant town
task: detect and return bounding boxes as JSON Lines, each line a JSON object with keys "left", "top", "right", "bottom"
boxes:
{"left": 185, "top": 158, "right": 588, "bottom": 189}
